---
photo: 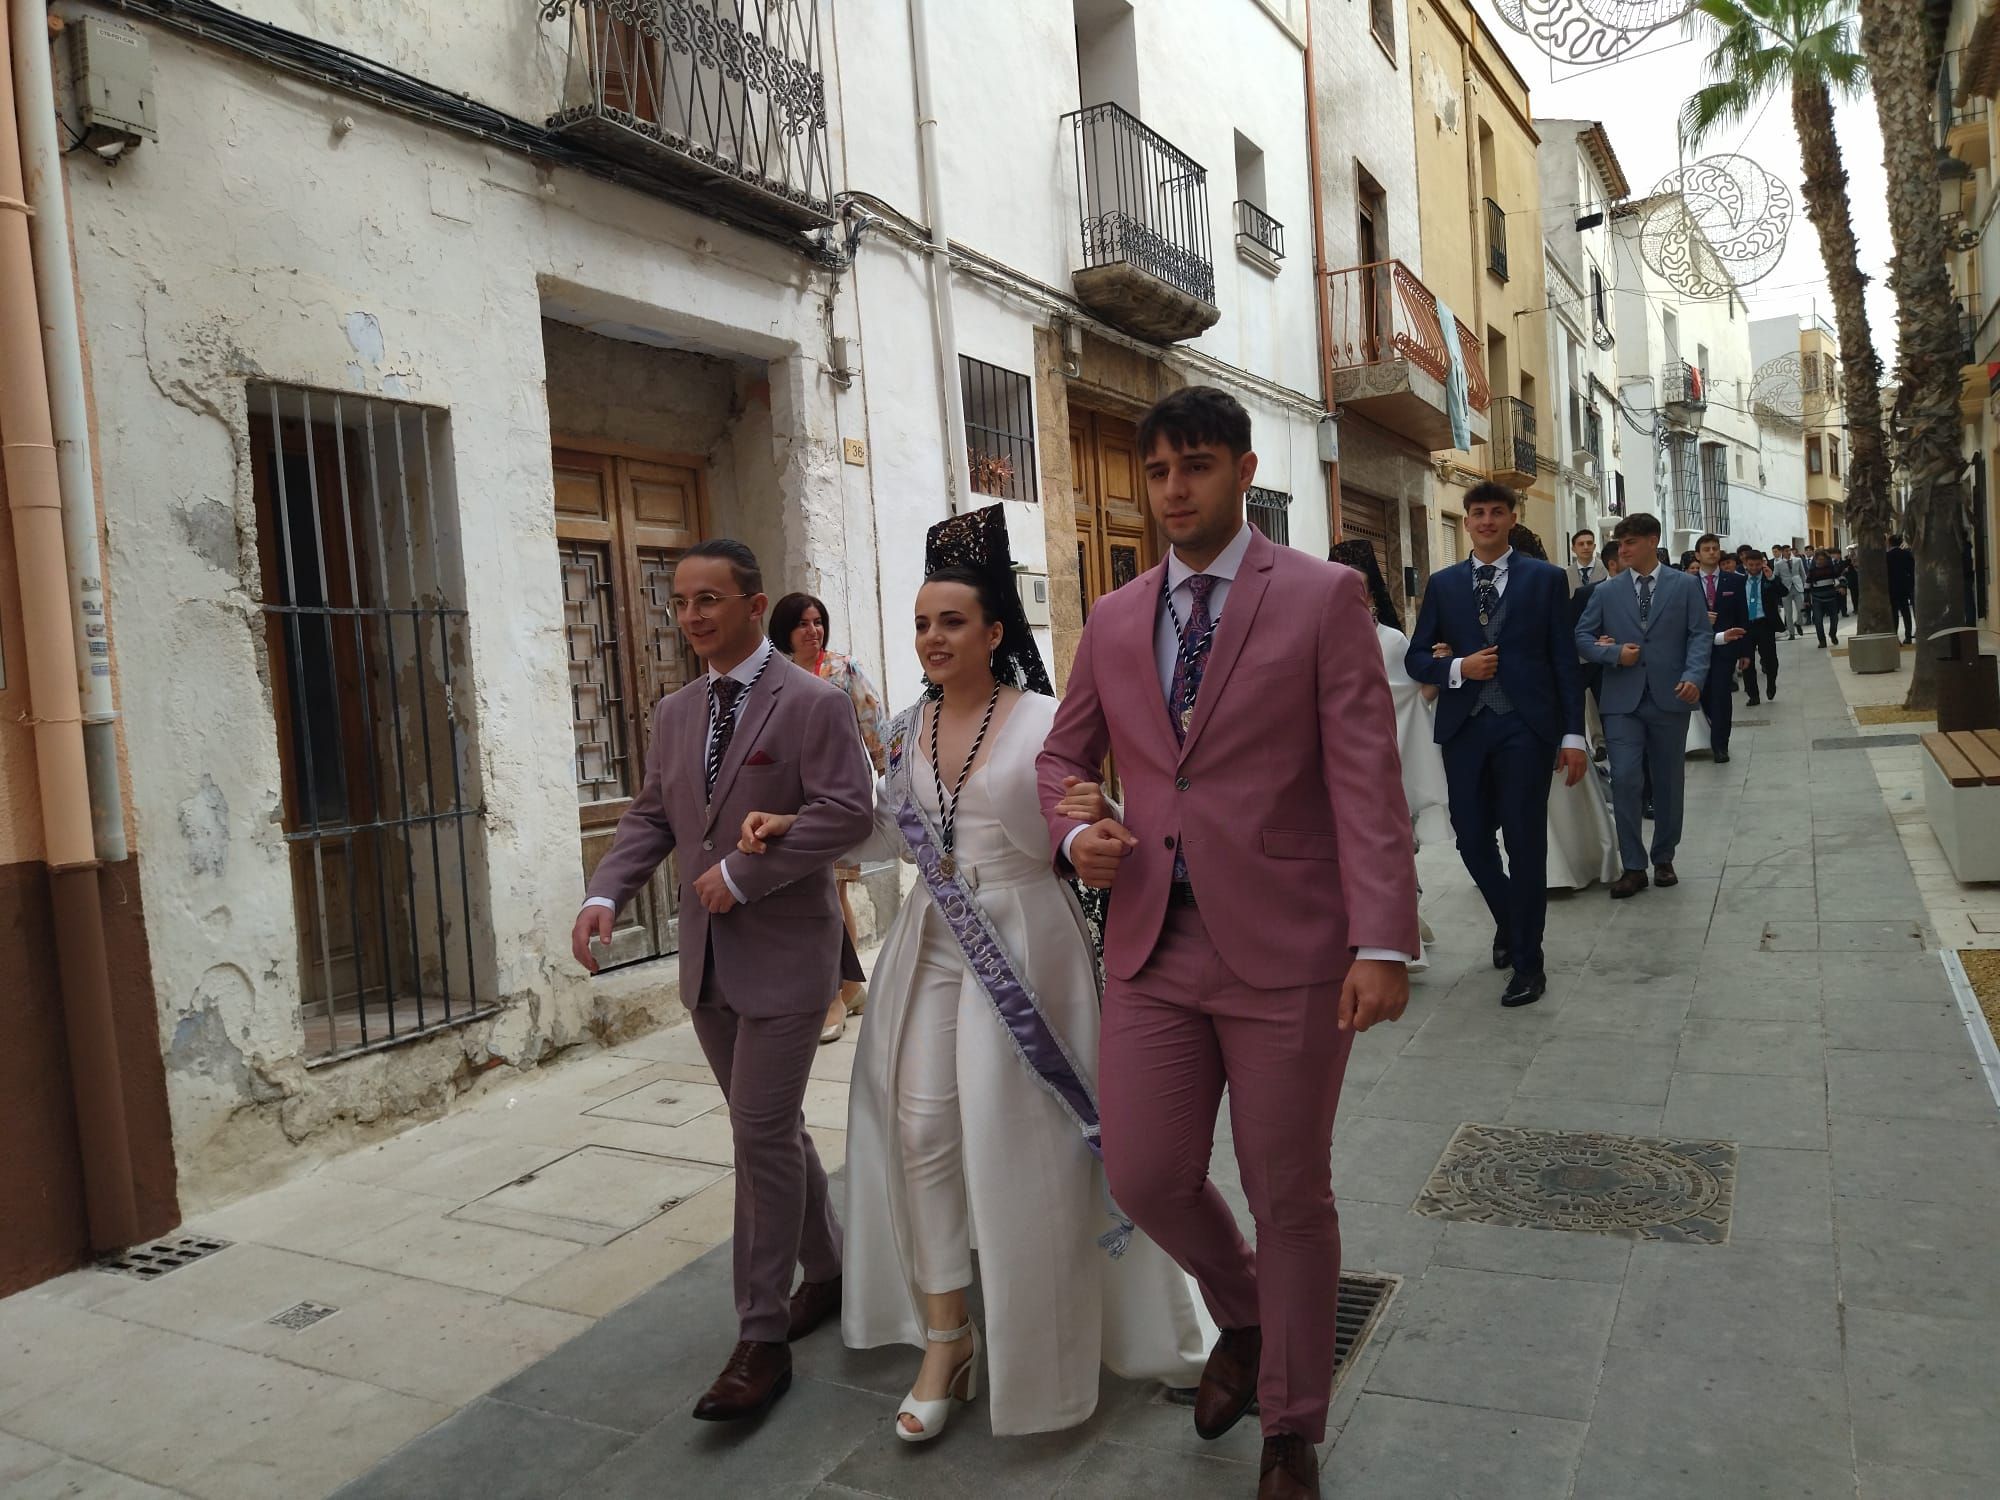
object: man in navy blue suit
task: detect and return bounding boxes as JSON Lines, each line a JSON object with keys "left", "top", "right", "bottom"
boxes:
{"left": 1692, "top": 534, "right": 1752, "bottom": 763}
{"left": 1407, "top": 483, "right": 1587, "bottom": 1008}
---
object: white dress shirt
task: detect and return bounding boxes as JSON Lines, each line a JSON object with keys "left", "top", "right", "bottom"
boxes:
{"left": 1448, "top": 548, "right": 1589, "bottom": 754}
{"left": 583, "top": 636, "right": 774, "bottom": 915}
{"left": 1069, "top": 523, "right": 1408, "bottom": 963}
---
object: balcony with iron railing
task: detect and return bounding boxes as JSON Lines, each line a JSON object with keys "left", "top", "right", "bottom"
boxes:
{"left": 1941, "top": 48, "right": 1992, "bottom": 168}
{"left": 1484, "top": 197, "right": 1508, "bottom": 281}
{"left": 1234, "top": 199, "right": 1285, "bottom": 270}
{"left": 1324, "top": 259, "right": 1490, "bottom": 452}
{"left": 1488, "top": 396, "right": 1536, "bottom": 485}
{"left": 1661, "top": 359, "right": 1708, "bottom": 416}
{"left": 541, "top": 0, "right": 836, "bottom": 229}
{"left": 1065, "top": 103, "right": 1218, "bottom": 343}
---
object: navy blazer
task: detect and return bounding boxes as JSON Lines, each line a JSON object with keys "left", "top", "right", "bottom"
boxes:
{"left": 1697, "top": 570, "right": 1750, "bottom": 663}
{"left": 1406, "top": 553, "right": 1585, "bottom": 748}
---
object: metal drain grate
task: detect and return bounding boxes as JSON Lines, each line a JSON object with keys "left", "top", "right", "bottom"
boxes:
{"left": 1157, "top": 1270, "right": 1398, "bottom": 1409}
{"left": 1813, "top": 733, "right": 1923, "bottom": 752}
{"left": 268, "top": 1301, "right": 340, "bottom": 1331}
{"left": 97, "top": 1235, "right": 232, "bottom": 1280}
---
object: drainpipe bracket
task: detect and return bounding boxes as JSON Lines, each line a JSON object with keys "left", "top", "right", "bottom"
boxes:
{"left": 0, "top": 194, "right": 33, "bottom": 216}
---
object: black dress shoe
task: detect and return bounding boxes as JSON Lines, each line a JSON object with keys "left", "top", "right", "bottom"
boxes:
{"left": 1713, "top": 750, "right": 1730, "bottom": 764}
{"left": 1492, "top": 933, "right": 1512, "bottom": 971}
{"left": 1193, "top": 1325, "right": 1261, "bottom": 1440}
{"left": 1654, "top": 862, "right": 1679, "bottom": 887}
{"left": 1501, "top": 971, "right": 1547, "bottom": 1008}
{"left": 1609, "top": 869, "right": 1649, "bottom": 899}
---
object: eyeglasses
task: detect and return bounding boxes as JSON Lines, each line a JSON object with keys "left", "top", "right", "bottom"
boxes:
{"left": 669, "top": 592, "right": 753, "bottom": 617}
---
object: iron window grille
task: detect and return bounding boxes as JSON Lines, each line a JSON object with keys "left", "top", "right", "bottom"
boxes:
{"left": 251, "top": 386, "right": 490, "bottom": 1063}
{"left": 1669, "top": 433, "right": 1702, "bottom": 530}
{"left": 1701, "top": 442, "right": 1730, "bottom": 534}
{"left": 542, "top": 0, "right": 835, "bottom": 229}
{"left": 1247, "top": 486, "right": 1291, "bottom": 546}
{"left": 1494, "top": 396, "right": 1536, "bottom": 477}
{"left": 1234, "top": 199, "right": 1285, "bottom": 261}
{"left": 1484, "top": 198, "right": 1508, "bottom": 280}
{"left": 1067, "top": 102, "right": 1216, "bottom": 307}
{"left": 960, "top": 356, "right": 1038, "bottom": 502}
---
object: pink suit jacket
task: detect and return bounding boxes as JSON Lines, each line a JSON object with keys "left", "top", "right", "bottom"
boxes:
{"left": 585, "top": 657, "right": 875, "bottom": 1018}
{"left": 1037, "top": 528, "right": 1420, "bottom": 988}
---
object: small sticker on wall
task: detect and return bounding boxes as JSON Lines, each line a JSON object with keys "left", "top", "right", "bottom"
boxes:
{"left": 842, "top": 438, "right": 867, "bottom": 467}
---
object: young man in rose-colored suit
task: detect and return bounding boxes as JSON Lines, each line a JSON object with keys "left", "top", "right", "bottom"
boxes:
{"left": 1038, "top": 387, "right": 1420, "bottom": 1500}
{"left": 570, "top": 539, "right": 874, "bottom": 1424}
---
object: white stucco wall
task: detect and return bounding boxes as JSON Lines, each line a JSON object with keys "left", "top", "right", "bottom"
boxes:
{"left": 1309, "top": 0, "right": 1422, "bottom": 276}
{"left": 66, "top": 20, "right": 860, "bottom": 1202}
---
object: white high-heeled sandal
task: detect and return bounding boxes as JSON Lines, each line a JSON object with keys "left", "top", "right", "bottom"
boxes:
{"left": 895, "top": 1321, "right": 980, "bottom": 1443}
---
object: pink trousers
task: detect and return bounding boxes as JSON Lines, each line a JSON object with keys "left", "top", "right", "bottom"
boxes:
{"left": 1099, "top": 905, "right": 1354, "bottom": 1441}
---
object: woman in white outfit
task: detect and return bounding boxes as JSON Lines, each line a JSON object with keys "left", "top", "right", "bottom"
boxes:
{"left": 739, "top": 513, "right": 1208, "bottom": 1443}
{"left": 1332, "top": 541, "right": 1448, "bottom": 962}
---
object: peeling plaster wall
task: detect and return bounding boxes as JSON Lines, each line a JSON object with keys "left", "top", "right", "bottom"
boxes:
{"left": 64, "top": 26, "right": 855, "bottom": 1207}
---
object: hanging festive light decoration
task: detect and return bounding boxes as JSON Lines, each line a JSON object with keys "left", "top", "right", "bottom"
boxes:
{"left": 1490, "top": 1, "right": 1691, "bottom": 67}
{"left": 1749, "top": 353, "right": 1806, "bottom": 430}
{"left": 1639, "top": 155, "right": 1793, "bottom": 300}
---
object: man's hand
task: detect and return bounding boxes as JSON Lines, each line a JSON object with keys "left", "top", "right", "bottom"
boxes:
{"left": 1338, "top": 957, "right": 1409, "bottom": 1033}
{"left": 1056, "top": 777, "right": 1111, "bottom": 825}
{"left": 1674, "top": 680, "right": 1701, "bottom": 704}
{"left": 1558, "top": 746, "right": 1588, "bottom": 788}
{"left": 1070, "top": 818, "right": 1138, "bottom": 889}
{"left": 738, "top": 811, "right": 797, "bottom": 855}
{"left": 1722, "top": 627, "right": 1747, "bottom": 643}
{"left": 1596, "top": 635, "right": 1616, "bottom": 647}
{"left": 1431, "top": 642, "right": 1453, "bottom": 659}
{"left": 1708, "top": 610, "right": 1718, "bottom": 626}
{"left": 571, "top": 905, "right": 613, "bottom": 974}
{"left": 1618, "top": 643, "right": 1642, "bottom": 667}
{"left": 693, "top": 864, "right": 738, "bottom": 914}
{"left": 1461, "top": 646, "right": 1500, "bottom": 681}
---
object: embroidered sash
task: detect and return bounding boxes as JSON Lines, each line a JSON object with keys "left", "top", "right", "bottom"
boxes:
{"left": 886, "top": 710, "right": 1131, "bottom": 1256}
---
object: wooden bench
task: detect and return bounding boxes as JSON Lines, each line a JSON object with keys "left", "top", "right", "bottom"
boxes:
{"left": 1923, "top": 731, "right": 2000, "bottom": 880}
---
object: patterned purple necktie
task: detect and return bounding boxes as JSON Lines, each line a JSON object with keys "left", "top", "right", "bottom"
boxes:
{"left": 1167, "top": 574, "right": 1216, "bottom": 882}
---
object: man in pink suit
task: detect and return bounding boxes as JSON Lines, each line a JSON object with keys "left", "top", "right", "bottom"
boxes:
{"left": 570, "top": 539, "right": 874, "bottom": 1424}
{"left": 1038, "top": 388, "right": 1419, "bottom": 1500}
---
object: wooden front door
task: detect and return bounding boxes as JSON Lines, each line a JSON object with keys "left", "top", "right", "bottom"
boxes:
{"left": 1071, "top": 407, "right": 1157, "bottom": 617}
{"left": 552, "top": 442, "right": 706, "bottom": 969}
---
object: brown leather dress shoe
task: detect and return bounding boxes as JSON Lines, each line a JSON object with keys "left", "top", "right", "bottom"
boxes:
{"left": 786, "top": 1276, "right": 841, "bottom": 1342}
{"left": 691, "top": 1340, "right": 791, "bottom": 1421}
{"left": 1193, "top": 1325, "right": 1261, "bottom": 1440}
{"left": 1259, "top": 1433, "right": 1321, "bottom": 1499}
{"left": 1653, "top": 862, "right": 1679, "bottom": 887}
{"left": 1609, "top": 868, "right": 1650, "bottom": 899}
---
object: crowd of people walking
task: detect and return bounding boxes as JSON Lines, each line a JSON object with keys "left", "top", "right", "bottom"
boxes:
{"left": 564, "top": 385, "right": 1824, "bottom": 1500}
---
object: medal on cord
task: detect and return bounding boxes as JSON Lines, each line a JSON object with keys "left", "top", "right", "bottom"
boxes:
{"left": 930, "top": 681, "right": 1001, "bottom": 880}
{"left": 1163, "top": 572, "right": 1222, "bottom": 736}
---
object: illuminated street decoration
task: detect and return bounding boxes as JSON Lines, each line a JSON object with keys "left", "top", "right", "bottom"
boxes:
{"left": 1750, "top": 353, "right": 1805, "bottom": 430}
{"left": 1640, "top": 155, "right": 1793, "bottom": 300}
{"left": 1490, "top": 1, "right": 1691, "bottom": 66}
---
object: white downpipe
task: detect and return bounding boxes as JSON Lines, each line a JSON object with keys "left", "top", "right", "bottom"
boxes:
{"left": 10, "top": 0, "right": 123, "bottom": 861}
{"left": 907, "top": 0, "right": 972, "bottom": 515}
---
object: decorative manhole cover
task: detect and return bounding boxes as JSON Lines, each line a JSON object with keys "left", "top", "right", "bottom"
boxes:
{"left": 97, "top": 1235, "right": 233, "bottom": 1280}
{"left": 268, "top": 1300, "right": 340, "bottom": 1331}
{"left": 1414, "top": 1124, "right": 1736, "bottom": 1244}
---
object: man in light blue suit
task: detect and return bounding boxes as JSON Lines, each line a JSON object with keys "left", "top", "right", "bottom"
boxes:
{"left": 1575, "top": 513, "right": 1713, "bottom": 898}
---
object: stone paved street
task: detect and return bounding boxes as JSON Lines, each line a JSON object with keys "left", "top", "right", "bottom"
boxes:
{"left": 6, "top": 634, "right": 1999, "bottom": 1499}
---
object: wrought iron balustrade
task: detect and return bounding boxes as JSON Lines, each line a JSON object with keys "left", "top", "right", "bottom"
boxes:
{"left": 1067, "top": 102, "right": 1216, "bottom": 308}
{"left": 1485, "top": 198, "right": 1508, "bottom": 280}
{"left": 1959, "top": 292, "right": 1982, "bottom": 367}
{"left": 542, "top": 0, "right": 834, "bottom": 228}
{"left": 1324, "top": 258, "right": 1490, "bottom": 413}
{"left": 1234, "top": 199, "right": 1284, "bottom": 261}
{"left": 1490, "top": 396, "right": 1536, "bottom": 478}
{"left": 1661, "top": 359, "right": 1708, "bottom": 411}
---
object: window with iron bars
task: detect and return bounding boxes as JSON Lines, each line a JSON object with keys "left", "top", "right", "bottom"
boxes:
{"left": 250, "top": 386, "right": 489, "bottom": 1062}
{"left": 1701, "top": 441, "right": 1730, "bottom": 535}
{"left": 1669, "top": 433, "right": 1702, "bottom": 530}
{"left": 960, "top": 356, "right": 1038, "bottom": 502}
{"left": 1247, "top": 486, "right": 1291, "bottom": 546}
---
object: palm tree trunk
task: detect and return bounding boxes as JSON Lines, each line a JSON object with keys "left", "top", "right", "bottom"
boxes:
{"left": 1791, "top": 78, "right": 1894, "bottom": 642}
{"left": 1859, "top": 0, "right": 1969, "bottom": 711}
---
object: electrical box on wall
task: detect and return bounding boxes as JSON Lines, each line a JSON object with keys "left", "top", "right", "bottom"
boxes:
{"left": 1015, "top": 567, "right": 1050, "bottom": 628}
{"left": 70, "top": 17, "right": 157, "bottom": 153}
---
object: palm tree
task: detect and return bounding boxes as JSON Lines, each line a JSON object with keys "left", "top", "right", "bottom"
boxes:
{"left": 1682, "top": 0, "right": 1895, "bottom": 644}
{"left": 1858, "top": 0, "right": 1967, "bottom": 710}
